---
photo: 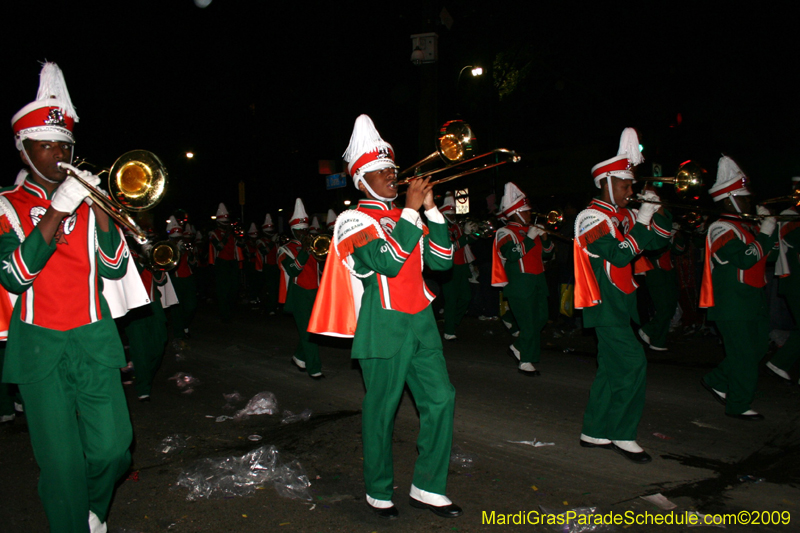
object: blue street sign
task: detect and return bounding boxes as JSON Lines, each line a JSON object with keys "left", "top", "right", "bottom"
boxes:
{"left": 326, "top": 173, "right": 348, "bottom": 190}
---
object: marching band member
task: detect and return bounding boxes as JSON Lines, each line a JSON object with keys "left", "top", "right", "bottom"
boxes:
{"left": 574, "top": 128, "right": 672, "bottom": 463}
{"left": 326, "top": 208, "right": 337, "bottom": 233}
{"left": 279, "top": 198, "right": 322, "bottom": 378}
{"left": 699, "top": 156, "right": 778, "bottom": 419}
{"left": 637, "top": 222, "right": 686, "bottom": 351}
{"left": 208, "top": 203, "right": 242, "bottom": 322}
{"left": 244, "top": 222, "right": 265, "bottom": 306}
{"left": 766, "top": 177, "right": 800, "bottom": 383}
{"left": 440, "top": 191, "right": 476, "bottom": 341}
{"left": 491, "top": 183, "right": 553, "bottom": 375}
{"left": 167, "top": 216, "right": 197, "bottom": 340}
{"left": 309, "top": 215, "right": 321, "bottom": 235}
{"left": 309, "top": 115, "right": 461, "bottom": 519}
{"left": 0, "top": 62, "right": 132, "bottom": 533}
{"left": 260, "top": 213, "right": 281, "bottom": 315}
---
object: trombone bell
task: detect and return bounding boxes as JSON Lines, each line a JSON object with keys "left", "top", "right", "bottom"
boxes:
{"left": 110, "top": 150, "right": 168, "bottom": 211}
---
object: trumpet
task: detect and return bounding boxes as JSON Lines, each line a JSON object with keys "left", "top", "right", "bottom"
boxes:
{"left": 396, "top": 120, "right": 520, "bottom": 189}
{"left": 302, "top": 233, "right": 331, "bottom": 261}
{"left": 59, "top": 150, "right": 168, "bottom": 244}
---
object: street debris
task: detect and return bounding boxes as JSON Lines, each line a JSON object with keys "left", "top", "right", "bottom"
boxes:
{"left": 652, "top": 432, "right": 673, "bottom": 440}
{"left": 450, "top": 445, "right": 476, "bottom": 468}
{"left": 176, "top": 445, "right": 312, "bottom": 501}
{"left": 281, "top": 408, "right": 313, "bottom": 424}
{"left": 540, "top": 505, "right": 613, "bottom": 533}
{"left": 248, "top": 435, "right": 263, "bottom": 442}
{"left": 168, "top": 372, "right": 200, "bottom": 394}
{"left": 640, "top": 493, "right": 677, "bottom": 510}
{"left": 234, "top": 392, "right": 279, "bottom": 419}
{"left": 157, "top": 434, "right": 189, "bottom": 454}
{"left": 508, "top": 439, "right": 555, "bottom": 447}
{"left": 738, "top": 474, "right": 765, "bottom": 484}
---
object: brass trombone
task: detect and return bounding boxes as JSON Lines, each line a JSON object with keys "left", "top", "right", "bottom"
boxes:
{"left": 59, "top": 150, "right": 168, "bottom": 244}
{"left": 530, "top": 209, "right": 564, "bottom": 227}
{"left": 396, "top": 120, "right": 520, "bottom": 188}
{"left": 760, "top": 182, "right": 800, "bottom": 207}
{"left": 634, "top": 160, "right": 707, "bottom": 197}
{"left": 302, "top": 233, "right": 331, "bottom": 261}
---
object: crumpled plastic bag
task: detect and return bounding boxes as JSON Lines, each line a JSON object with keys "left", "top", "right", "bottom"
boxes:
{"left": 169, "top": 372, "right": 200, "bottom": 393}
{"left": 281, "top": 408, "right": 312, "bottom": 424}
{"left": 234, "top": 392, "right": 279, "bottom": 420}
{"left": 175, "top": 445, "right": 311, "bottom": 501}
{"left": 157, "top": 434, "right": 189, "bottom": 454}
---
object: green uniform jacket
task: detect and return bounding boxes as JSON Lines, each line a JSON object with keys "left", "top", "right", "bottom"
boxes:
{"left": 577, "top": 201, "right": 673, "bottom": 328}
{"left": 349, "top": 204, "right": 453, "bottom": 360}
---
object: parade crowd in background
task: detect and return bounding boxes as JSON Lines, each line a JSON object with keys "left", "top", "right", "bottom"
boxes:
{"left": 2, "top": 63, "right": 799, "bottom": 531}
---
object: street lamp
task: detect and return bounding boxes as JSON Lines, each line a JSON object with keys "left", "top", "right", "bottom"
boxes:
{"left": 456, "top": 65, "right": 483, "bottom": 116}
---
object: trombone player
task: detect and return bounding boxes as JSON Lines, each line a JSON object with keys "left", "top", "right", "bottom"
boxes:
{"left": 0, "top": 62, "right": 132, "bottom": 533}
{"left": 574, "top": 128, "right": 672, "bottom": 464}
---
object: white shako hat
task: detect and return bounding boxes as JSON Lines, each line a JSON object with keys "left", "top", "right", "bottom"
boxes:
{"left": 247, "top": 222, "right": 258, "bottom": 237}
{"left": 440, "top": 191, "right": 456, "bottom": 214}
{"left": 792, "top": 177, "right": 800, "bottom": 184}
{"left": 215, "top": 203, "right": 230, "bottom": 222}
{"left": 326, "top": 209, "right": 337, "bottom": 230}
{"left": 289, "top": 198, "right": 309, "bottom": 229}
{"left": 309, "top": 216, "right": 321, "bottom": 234}
{"left": 262, "top": 213, "right": 275, "bottom": 232}
{"left": 342, "top": 114, "right": 397, "bottom": 196}
{"left": 591, "top": 127, "right": 644, "bottom": 188}
{"left": 184, "top": 223, "right": 196, "bottom": 239}
{"left": 12, "top": 62, "right": 79, "bottom": 150}
{"left": 709, "top": 155, "right": 750, "bottom": 202}
{"left": 498, "top": 182, "right": 530, "bottom": 220}
{"left": 166, "top": 216, "right": 183, "bottom": 238}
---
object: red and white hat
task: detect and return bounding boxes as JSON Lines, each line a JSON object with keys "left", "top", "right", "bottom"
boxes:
{"left": 289, "top": 198, "right": 309, "bottom": 229}
{"left": 326, "top": 209, "right": 337, "bottom": 230}
{"left": 343, "top": 115, "right": 397, "bottom": 198}
{"left": 166, "top": 216, "right": 183, "bottom": 239}
{"left": 591, "top": 128, "right": 644, "bottom": 188}
{"left": 247, "top": 223, "right": 258, "bottom": 237}
{"left": 309, "top": 216, "right": 321, "bottom": 235}
{"left": 499, "top": 182, "right": 530, "bottom": 220}
{"left": 709, "top": 155, "right": 750, "bottom": 202}
{"left": 12, "top": 62, "right": 78, "bottom": 150}
{"left": 215, "top": 203, "right": 230, "bottom": 222}
{"left": 440, "top": 191, "right": 456, "bottom": 214}
{"left": 262, "top": 213, "right": 275, "bottom": 232}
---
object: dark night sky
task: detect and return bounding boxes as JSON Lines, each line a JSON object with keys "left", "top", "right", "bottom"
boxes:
{"left": 2, "top": 1, "right": 799, "bottom": 231}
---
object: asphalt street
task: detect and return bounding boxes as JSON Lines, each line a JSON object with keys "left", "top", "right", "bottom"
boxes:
{"left": 1, "top": 298, "right": 798, "bottom": 532}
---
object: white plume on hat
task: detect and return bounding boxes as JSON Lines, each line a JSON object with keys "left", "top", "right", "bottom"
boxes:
{"left": 709, "top": 155, "right": 750, "bottom": 202}
{"left": 326, "top": 209, "right": 337, "bottom": 229}
{"left": 289, "top": 198, "right": 309, "bottom": 229}
{"left": 216, "top": 203, "right": 230, "bottom": 219}
{"left": 12, "top": 62, "right": 79, "bottom": 149}
{"left": 499, "top": 182, "right": 530, "bottom": 219}
{"left": 262, "top": 213, "right": 275, "bottom": 231}
{"left": 343, "top": 115, "right": 397, "bottom": 201}
{"left": 591, "top": 127, "right": 644, "bottom": 188}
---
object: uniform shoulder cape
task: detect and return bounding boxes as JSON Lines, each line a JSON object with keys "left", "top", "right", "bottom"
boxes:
{"left": 307, "top": 209, "right": 382, "bottom": 338}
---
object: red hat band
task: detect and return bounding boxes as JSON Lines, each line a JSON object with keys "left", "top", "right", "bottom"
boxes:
{"left": 502, "top": 197, "right": 529, "bottom": 217}
{"left": 591, "top": 158, "right": 631, "bottom": 179}
{"left": 349, "top": 147, "right": 395, "bottom": 177}
{"left": 710, "top": 178, "right": 749, "bottom": 201}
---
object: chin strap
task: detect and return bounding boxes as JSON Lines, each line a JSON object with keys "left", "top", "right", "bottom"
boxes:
{"left": 606, "top": 175, "right": 617, "bottom": 206}
{"left": 729, "top": 195, "right": 742, "bottom": 214}
{"left": 355, "top": 172, "right": 397, "bottom": 202}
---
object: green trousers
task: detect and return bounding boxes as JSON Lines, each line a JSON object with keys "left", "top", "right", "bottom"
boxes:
{"left": 358, "top": 331, "right": 455, "bottom": 501}
{"left": 287, "top": 285, "right": 320, "bottom": 375}
{"left": 18, "top": 339, "right": 132, "bottom": 532}
{"left": 769, "top": 296, "right": 800, "bottom": 374}
{"left": 582, "top": 326, "right": 647, "bottom": 441}
{"left": 640, "top": 269, "right": 679, "bottom": 349}
{"left": 0, "top": 346, "right": 23, "bottom": 417}
{"left": 214, "top": 259, "right": 239, "bottom": 322}
{"left": 506, "top": 286, "right": 549, "bottom": 364}
{"left": 170, "top": 274, "right": 197, "bottom": 339}
{"left": 705, "top": 318, "right": 769, "bottom": 415}
{"left": 263, "top": 264, "right": 281, "bottom": 313}
{"left": 442, "top": 263, "right": 472, "bottom": 336}
{"left": 125, "top": 302, "right": 168, "bottom": 397}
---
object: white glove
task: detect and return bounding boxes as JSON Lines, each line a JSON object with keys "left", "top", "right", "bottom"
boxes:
{"left": 53, "top": 163, "right": 101, "bottom": 211}
{"left": 757, "top": 205, "right": 777, "bottom": 236}
{"left": 671, "top": 222, "right": 680, "bottom": 237}
{"left": 463, "top": 221, "right": 478, "bottom": 235}
{"left": 635, "top": 190, "right": 660, "bottom": 226}
{"left": 527, "top": 224, "right": 545, "bottom": 239}
{"left": 51, "top": 175, "right": 100, "bottom": 214}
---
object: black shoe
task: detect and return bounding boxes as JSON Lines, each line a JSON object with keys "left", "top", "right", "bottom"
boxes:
{"left": 579, "top": 438, "right": 612, "bottom": 449}
{"left": 137, "top": 395, "right": 151, "bottom": 403}
{"left": 701, "top": 378, "right": 727, "bottom": 406}
{"left": 309, "top": 373, "right": 325, "bottom": 380}
{"left": 367, "top": 503, "right": 399, "bottom": 519}
{"left": 726, "top": 411, "right": 765, "bottom": 421}
{"left": 409, "top": 497, "right": 463, "bottom": 518}
{"left": 610, "top": 443, "right": 652, "bottom": 464}
{"left": 518, "top": 368, "right": 541, "bottom": 377}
